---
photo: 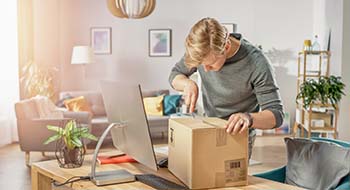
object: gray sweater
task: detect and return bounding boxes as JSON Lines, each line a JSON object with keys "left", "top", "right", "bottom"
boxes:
{"left": 168, "top": 34, "right": 284, "bottom": 128}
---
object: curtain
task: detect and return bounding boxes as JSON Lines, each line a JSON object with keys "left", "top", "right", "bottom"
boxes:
{"left": 0, "top": 1, "right": 33, "bottom": 146}
{"left": 0, "top": 1, "right": 20, "bottom": 146}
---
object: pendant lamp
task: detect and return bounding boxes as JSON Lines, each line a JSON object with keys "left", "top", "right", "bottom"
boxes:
{"left": 107, "top": 0, "right": 156, "bottom": 19}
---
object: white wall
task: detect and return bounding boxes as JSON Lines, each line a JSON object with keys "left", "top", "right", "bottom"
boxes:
{"left": 313, "top": 0, "right": 343, "bottom": 76}
{"left": 312, "top": 0, "right": 349, "bottom": 141}
{"left": 32, "top": 0, "right": 316, "bottom": 129}
{"left": 52, "top": 0, "right": 314, "bottom": 126}
{"left": 339, "top": 0, "right": 350, "bottom": 141}
{"left": 57, "top": 0, "right": 258, "bottom": 91}
{"left": 252, "top": 0, "right": 314, "bottom": 128}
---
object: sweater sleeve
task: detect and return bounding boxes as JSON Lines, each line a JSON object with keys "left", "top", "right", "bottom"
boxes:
{"left": 168, "top": 56, "right": 197, "bottom": 89}
{"left": 251, "top": 53, "right": 284, "bottom": 128}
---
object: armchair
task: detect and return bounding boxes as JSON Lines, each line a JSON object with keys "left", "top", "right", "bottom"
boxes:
{"left": 15, "top": 97, "right": 91, "bottom": 166}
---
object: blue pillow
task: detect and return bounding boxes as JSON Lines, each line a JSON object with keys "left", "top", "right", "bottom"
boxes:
{"left": 163, "top": 95, "right": 182, "bottom": 116}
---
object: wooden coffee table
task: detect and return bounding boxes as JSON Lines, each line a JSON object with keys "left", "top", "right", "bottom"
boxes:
{"left": 31, "top": 152, "right": 304, "bottom": 190}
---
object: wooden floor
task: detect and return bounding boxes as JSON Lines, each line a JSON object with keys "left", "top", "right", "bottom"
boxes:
{"left": 0, "top": 135, "right": 289, "bottom": 190}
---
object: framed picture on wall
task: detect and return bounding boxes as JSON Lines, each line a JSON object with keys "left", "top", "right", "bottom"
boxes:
{"left": 149, "top": 29, "right": 172, "bottom": 57}
{"left": 90, "top": 27, "right": 111, "bottom": 54}
{"left": 221, "top": 23, "right": 237, "bottom": 34}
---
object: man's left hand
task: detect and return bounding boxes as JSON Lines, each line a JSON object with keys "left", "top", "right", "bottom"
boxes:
{"left": 225, "top": 113, "right": 251, "bottom": 135}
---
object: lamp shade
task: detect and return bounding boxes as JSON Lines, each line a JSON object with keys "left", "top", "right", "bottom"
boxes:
{"left": 107, "top": 0, "right": 156, "bottom": 19}
{"left": 71, "top": 46, "right": 94, "bottom": 64}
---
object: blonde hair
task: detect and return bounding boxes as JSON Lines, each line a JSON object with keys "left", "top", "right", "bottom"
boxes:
{"left": 185, "top": 17, "right": 228, "bottom": 68}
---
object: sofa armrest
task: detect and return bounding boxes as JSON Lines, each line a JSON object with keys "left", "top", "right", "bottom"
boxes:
{"left": 253, "top": 166, "right": 286, "bottom": 183}
{"left": 336, "top": 175, "right": 350, "bottom": 190}
{"left": 63, "top": 111, "right": 91, "bottom": 124}
{"left": 17, "top": 117, "right": 93, "bottom": 152}
{"left": 17, "top": 118, "right": 71, "bottom": 152}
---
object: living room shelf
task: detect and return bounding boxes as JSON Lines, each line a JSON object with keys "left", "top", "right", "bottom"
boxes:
{"left": 298, "top": 50, "right": 330, "bottom": 55}
{"left": 295, "top": 103, "right": 338, "bottom": 138}
{"left": 293, "top": 50, "right": 338, "bottom": 139}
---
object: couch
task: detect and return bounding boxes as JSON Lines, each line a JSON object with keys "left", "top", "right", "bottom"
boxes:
{"left": 14, "top": 97, "right": 91, "bottom": 166}
{"left": 59, "top": 89, "right": 170, "bottom": 142}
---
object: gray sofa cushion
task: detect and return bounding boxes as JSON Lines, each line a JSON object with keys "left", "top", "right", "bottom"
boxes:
{"left": 60, "top": 91, "right": 106, "bottom": 116}
{"left": 284, "top": 137, "right": 350, "bottom": 190}
{"left": 142, "top": 89, "right": 169, "bottom": 97}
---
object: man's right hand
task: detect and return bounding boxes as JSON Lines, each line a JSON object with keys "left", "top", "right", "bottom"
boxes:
{"left": 183, "top": 80, "right": 198, "bottom": 113}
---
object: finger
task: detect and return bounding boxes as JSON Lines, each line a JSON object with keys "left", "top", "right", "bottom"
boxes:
{"left": 184, "top": 93, "right": 191, "bottom": 107}
{"left": 189, "top": 94, "right": 197, "bottom": 113}
{"left": 225, "top": 114, "right": 236, "bottom": 128}
{"left": 239, "top": 119, "right": 249, "bottom": 134}
{"left": 232, "top": 118, "right": 244, "bottom": 135}
{"left": 226, "top": 115, "right": 240, "bottom": 133}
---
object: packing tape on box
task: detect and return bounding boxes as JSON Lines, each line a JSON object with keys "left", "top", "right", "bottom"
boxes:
{"left": 216, "top": 128, "right": 227, "bottom": 147}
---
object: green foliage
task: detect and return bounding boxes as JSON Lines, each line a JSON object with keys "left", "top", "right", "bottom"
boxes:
{"left": 44, "top": 120, "right": 98, "bottom": 150}
{"left": 296, "top": 75, "right": 346, "bottom": 109}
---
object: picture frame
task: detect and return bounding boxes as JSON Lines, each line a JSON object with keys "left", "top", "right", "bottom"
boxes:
{"left": 90, "top": 27, "right": 112, "bottom": 54}
{"left": 221, "top": 23, "right": 237, "bottom": 34}
{"left": 149, "top": 29, "right": 172, "bottom": 57}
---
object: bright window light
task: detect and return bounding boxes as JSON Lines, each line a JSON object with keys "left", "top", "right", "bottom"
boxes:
{"left": 0, "top": 1, "right": 19, "bottom": 117}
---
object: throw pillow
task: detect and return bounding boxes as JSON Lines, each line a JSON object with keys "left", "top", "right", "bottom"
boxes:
{"left": 64, "top": 96, "right": 92, "bottom": 114}
{"left": 163, "top": 95, "right": 182, "bottom": 115}
{"left": 56, "top": 93, "right": 74, "bottom": 108}
{"left": 143, "top": 95, "right": 164, "bottom": 116}
{"left": 33, "top": 95, "right": 64, "bottom": 119}
{"left": 284, "top": 137, "right": 350, "bottom": 190}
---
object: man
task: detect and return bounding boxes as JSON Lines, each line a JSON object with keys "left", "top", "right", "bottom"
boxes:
{"left": 168, "top": 18, "right": 284, "bottom": 159}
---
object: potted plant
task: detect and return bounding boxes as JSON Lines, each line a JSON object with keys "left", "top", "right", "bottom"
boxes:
{"left": 44, "top": 120, "right": 98, "bottom": 168}
{"left": 296, "top": 75, "right": 346, "bottom": 109}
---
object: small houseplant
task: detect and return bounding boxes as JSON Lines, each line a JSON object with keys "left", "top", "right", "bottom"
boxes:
{"left": 296, "top": 75, "right": 345, "bottom": 109}
{"left": 44, "top": 120, "right": 98, "bottom": 168}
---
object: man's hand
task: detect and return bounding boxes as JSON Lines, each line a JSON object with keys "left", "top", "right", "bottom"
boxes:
{"left": 225, "top": 113, "right": 252, "bottom": 135}
{"left": 183, "top": 80, "right": 198, "bottom": 113}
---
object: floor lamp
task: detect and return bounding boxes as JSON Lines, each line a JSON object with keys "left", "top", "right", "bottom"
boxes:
{"left": 71, "top": 46, "right": 94, "bottom": 80}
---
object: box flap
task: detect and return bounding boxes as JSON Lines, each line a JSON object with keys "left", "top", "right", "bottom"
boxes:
{"left": 170, "top": 117, "right": 227, "bottom": 129}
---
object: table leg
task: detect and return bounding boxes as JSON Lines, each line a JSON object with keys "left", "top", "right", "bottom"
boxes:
{"left": 31, "top": 166, "right": 38, "bottom": 190}
{"left": 31, "top": 166, "right": 52, "bottom": 190}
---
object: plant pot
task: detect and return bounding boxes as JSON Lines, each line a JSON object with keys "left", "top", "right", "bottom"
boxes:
{"left": 63, "top": 147, "right": 80, "bottom": 165}
{"left": 55, "top": 139, "right": 85, "bottom": 168}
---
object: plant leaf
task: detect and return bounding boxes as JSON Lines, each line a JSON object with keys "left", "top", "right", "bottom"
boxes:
{"left": 71, "top": 136, "right": 83, "bottom": 148}
{"left": 65, "top": 136, "right": 75, "bottom": 150}
{"left": 47, "top": 125, "right": 63, "bottom": 135}
{"left": 81, "top": 133, "right": 98, "bottom": 141}
{"left": 43, "top": 134, "right": 62, "bottom": 145}
{"left": 72, "top": 127, "right": 88, "bottom": 136}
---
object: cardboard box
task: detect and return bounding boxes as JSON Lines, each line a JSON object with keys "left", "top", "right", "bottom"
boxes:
{"left": 168, "top": 118, "right": 248, "bottom": 189}
{"left": 311, "top": 119, "right": 325, "bottom": 127}
{"left": 305, "top": 112, "right": 331, "bottom": 127}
